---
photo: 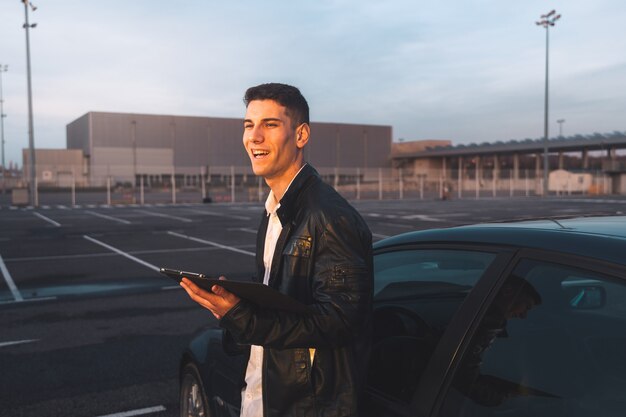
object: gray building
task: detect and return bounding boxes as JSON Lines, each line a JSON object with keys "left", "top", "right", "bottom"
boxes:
{"left": 391, "top": 132, "right": 626, "bottom": 195}
{"left": 66, "top": 111, "right": 392, "bottom": 186}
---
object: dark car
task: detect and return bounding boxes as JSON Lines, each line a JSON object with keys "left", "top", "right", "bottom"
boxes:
{"left": 179, "top": 215, "right": 626, "bottom": 417}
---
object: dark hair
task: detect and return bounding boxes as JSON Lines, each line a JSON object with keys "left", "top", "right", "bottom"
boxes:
{"left": 501, "top": 275, "right": 542, "bottom": 306}
{"left": 244, "top": 83, "right": 310, "bottom": 127}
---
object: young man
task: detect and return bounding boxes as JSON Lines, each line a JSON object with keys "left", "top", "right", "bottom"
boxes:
{"left": 181, "top": 83, "right": 373, "bottom": 417}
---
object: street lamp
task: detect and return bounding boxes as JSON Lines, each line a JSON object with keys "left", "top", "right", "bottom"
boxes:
{"left": 0, "top": 64, "right": 7, "bottom": 194}
{"left": 22, "top": 0, "right": 38, "bottom": 206}
{"left": 536, "top": 10, "right": 561, "bottom": 196}
{"left": 557, "top": 118, "right": 566, "bottom": 138}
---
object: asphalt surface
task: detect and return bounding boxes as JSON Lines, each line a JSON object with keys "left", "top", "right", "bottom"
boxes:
{"left": 0, "top": 195, "right": 624, "bottom": 417}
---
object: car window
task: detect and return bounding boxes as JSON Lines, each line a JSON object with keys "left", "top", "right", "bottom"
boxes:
{"left": 367, "top": 249, "right": 496, "bottom": 404}
{"left": 438, "top": 259, "right": 626, "bottom": 417}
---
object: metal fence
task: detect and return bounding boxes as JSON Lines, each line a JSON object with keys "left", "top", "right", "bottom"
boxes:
{"left": 2, "top": 165, "right": 618, "bottom": 207}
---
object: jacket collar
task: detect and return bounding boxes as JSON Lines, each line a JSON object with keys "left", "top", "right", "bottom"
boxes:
{"left": 275, "top": 163, "right": 318, "bottom": 227}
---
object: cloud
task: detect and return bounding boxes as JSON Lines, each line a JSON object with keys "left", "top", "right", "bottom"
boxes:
{"left": 0, "top": 0, "right": 624, "bottom": 167}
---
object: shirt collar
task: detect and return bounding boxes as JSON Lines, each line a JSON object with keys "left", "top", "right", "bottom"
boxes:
{"left": 265, "top": 163, "right": 308, "bottom": 217}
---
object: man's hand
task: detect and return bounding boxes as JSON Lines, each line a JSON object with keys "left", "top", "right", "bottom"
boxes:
{"left": 180, "top": 276, "right": 241, "bottom": 320}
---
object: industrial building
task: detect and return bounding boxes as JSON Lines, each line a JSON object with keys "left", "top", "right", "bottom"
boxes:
{"left": 20, "top": 111, "right": 626, "bottom": 198}
{"left": 391, "top": 132, "right": 626, "bottom": 195}
{"left": 56, "top": 111, "right": 392, "bottom": 187}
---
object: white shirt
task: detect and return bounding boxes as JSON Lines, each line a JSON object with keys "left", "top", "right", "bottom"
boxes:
{"left": 240, "top": 164, "right": 306, "bottom": 417}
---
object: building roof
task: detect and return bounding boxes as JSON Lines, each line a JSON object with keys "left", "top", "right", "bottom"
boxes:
{"left": 394, "top": 132, "right": 626, "bottom": 158}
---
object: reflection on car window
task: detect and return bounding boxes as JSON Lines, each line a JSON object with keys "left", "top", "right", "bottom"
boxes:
{"left": 367, "top": 249, "right": 495, "bottom": 404}
{"left": 439, "top": 259, "right": 626, "bottom": 417}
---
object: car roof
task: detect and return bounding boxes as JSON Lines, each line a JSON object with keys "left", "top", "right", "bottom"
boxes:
{"left": 374, "top": 215, "right": 626, "bottom": 266}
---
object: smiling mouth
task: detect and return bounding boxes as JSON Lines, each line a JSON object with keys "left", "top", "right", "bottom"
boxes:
{"left": 252, "top": 150, "right": 270, "bottom": 159}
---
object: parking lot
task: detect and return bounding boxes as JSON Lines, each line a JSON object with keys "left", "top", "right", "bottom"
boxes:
{"left": 0, "top": 196, "right": 624, "bottom": 417}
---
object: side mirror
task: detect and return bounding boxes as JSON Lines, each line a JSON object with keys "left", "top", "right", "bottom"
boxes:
{"left": 565, "top": 285, "right": 606, "bottom": 309}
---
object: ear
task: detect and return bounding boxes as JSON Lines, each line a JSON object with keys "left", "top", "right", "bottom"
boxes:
{"left": 295, "top": 123, "right": 310, "bottom": 149}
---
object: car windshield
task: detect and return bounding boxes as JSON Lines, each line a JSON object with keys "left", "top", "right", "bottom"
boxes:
{"left": 374, "top": 249, "right": 496, "bottom": 298}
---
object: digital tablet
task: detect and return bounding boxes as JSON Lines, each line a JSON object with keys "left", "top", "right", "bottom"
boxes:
{"left": 159, "top": 267, "right": 314, "bottom": 314}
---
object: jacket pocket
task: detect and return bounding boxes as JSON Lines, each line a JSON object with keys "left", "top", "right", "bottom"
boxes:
{"left": 282, "top": 236, "right": 313, "bottom": 280}
{"left": 330, "top": 264, "right": 368, "bottom": 290}
{"left": 294, "top": 348, "right": 312, "bottom": 385}
{"left": 284, "top": 236, "right": 312, "bottom": 258}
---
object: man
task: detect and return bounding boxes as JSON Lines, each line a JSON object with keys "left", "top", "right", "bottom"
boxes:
{"left": 452, "top": 276, "right": 542, "bottom": 406}
{"left": 180, "top": 83, "right": 373, "bottom": 417}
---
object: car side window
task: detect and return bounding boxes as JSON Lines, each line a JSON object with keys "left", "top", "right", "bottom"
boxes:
{"left": 368, "top": 249, "right": 496, "bottom": 403}
{"left": 439, "top": 259, "right": 626, "bottom": 417}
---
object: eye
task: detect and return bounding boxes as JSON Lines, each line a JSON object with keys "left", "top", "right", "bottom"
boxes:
{"left": 265, "top": 122, "right": 278, "bottom": 128}
{"left": 244, "top": 123, "right": 253, "bottom": 129}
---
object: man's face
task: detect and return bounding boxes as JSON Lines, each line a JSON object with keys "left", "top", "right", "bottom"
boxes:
{"left": 507, "top": 293, "right": 537, "bottom": 319}
{"left": 243, "top": 99, "right": 306, "bottom": 182}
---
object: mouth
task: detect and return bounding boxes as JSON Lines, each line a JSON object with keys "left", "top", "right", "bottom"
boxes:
{"left": 251, "top": 149, "right": 270, "bottom": 159}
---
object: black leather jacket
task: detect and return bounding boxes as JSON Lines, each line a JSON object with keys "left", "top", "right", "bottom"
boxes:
{"left": 219, "top": 164, "right": 373, "bottom": 417}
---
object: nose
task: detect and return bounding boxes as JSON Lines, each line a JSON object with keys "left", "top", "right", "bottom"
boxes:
{"left": 247, "top": 125, "right": 263, "bottom": 144}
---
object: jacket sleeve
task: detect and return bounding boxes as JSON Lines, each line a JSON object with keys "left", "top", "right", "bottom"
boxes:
{"left": 219, "top": 211, "right": 373, "bottom": 349}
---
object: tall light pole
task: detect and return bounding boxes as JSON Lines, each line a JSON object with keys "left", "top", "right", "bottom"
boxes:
{"left": 22, "top": 0, "right": 38, "bottom": 206}
{"left": 0, "top": 64, "right": 7, "bottom": 194}
{"left": 557, "top": 118, "right": 566, "bottom": 138}
{"left": 536, "top": 10, "right": 561, "bottom": 196}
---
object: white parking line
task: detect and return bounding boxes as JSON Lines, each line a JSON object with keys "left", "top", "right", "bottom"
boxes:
{"left": 185, "top": 208, "right": 251, "bottom": 221}
{"left": 378, "top": 222, "right": 414, "bottom": 229}
{"left": 135, "top": 209, "right": 193, "bottom": 223}
{"left": 161, "top": 285, "right": 181, "bottom": 291}
{"left": 401, "top": 214, "right": 444, "bottom": 222}
{"left": 0, "top": 253, "right": 24, "bottom": 302}
{"left": 3, "top": 246, "right": 242, "bottom": 263}
{"left": 95, "top": 405, "right": 166, "bottom": 417}
{"left": 0, "top": 296, "right": 56, "bottom": 305}
{"left": 86, "top": 210, "right": 132, "bottom": 225}
{"left": 167, "top": 231, "right": 255, "bottom": 256}
{"left": 0, "top": 339, "right": 39, "bottom": 348}
{"left": 83, "top": 236, "right": 160, "bottom": 272}
{"left": 33, "top": 212, "right": 61, "bottom": 227}
{"left": 227, "top": 227, "right": 257, "bottom": 234}
{"left": 372, "top": 233, "right": 390, "bottom": 239}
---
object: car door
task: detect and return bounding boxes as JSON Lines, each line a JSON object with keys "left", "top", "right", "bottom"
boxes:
{"left": 364, "top": 244, "right": 514, "bottom": 417}
{"left": 433, "top": 249, "right": 626, "bottom": 417}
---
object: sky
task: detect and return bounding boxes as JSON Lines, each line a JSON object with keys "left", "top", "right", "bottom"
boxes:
{"left": 0, "top": 0, "right": 625, "bottom": 168}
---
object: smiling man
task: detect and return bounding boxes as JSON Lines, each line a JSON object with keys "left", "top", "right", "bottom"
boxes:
{"left": 180, "top": 83, "right": 373, "bottom": 417}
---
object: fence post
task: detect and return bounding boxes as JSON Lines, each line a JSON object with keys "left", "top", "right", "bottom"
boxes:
{"left": 171, "top": 169, "right": 176, "bottom": 204}
{"left": 107, "top": 176, "right": 111, "bottom": 206}
{"left": 201, "top": 167, "right": 206, "bottom": 200}
{"left": 356, "top": 167, "right": 360, "bottom": 200}
{"left": 398, "top": 167, "right": 403, "bottom": 200}
{"left": 509, "top": 173, "right": 513, "bottom": 198}
{"left": 439, "top": 176, "right": 443, "bottom": 200}
{"left": 420, "top": 175, "right": 424, "bottom": 200}
{"left": 71, "top": 167, "right": 76, "bottom": 207}
{"left": 525, "top": 170, "right": 529, "bottom": 197}
{"left": 475, "top": 175, "right": 479, "bottom": 200}
{"left": 378, "top": 168, "right": 383, "bottom": 200}
{"left": 34, "top": 177, "right": 39, "bottom": 207}
{"left": 566, "top": 175, "right": 570, "bottom": 196}
{"left": 140, "top": 175, "right": 145, "bottom": 205}
{"left": 231, "top": 165, "right": 235, "bottom": 203}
